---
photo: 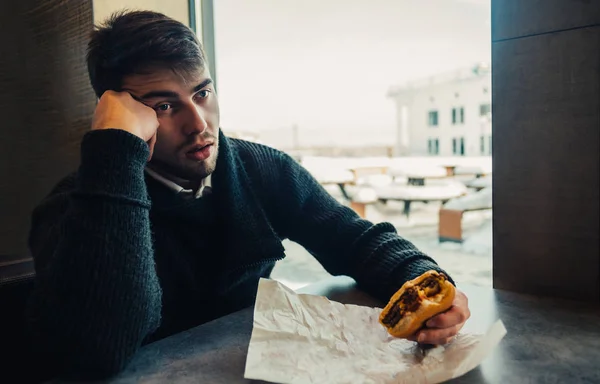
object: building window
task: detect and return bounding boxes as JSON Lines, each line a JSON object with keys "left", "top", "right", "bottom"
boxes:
{"left": 480, "top": 103, "right": 491, "bottom": 117}
{"left": 452, "top": 107, "right": 465, "bottom": 124}
{"left": 488, "top": 135, "right": 492, "bottom": 155}
{"left": 480, "top": 135, "right": 485, "bottom": 154}
{"left": 453, "top": 137, "right": 465, "bottom": 155}
{"left": 428, "top": 138, "right": 439, "bottom": 155}
{"left": 428, "top": 110, "right": 438, "bottom": 126}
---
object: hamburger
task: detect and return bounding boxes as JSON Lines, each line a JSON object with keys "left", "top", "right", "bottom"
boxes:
{"left": 379, "top": 270, "right": 455, "bottom": 338}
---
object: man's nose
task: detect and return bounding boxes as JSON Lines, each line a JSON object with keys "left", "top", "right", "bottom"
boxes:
{"left": 182, "top": 104, "right": 208, "bottom": 135}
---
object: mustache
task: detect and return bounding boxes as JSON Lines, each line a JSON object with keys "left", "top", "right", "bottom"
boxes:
{"left": 176, "top": 133, "right": 216, "bottom": 152}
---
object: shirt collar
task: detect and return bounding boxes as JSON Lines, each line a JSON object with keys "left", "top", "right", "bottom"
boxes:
{"left": 145, "top": 167, "right": 212, "bottom": 199}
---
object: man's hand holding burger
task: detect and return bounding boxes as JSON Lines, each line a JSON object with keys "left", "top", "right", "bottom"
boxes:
{"left": 379, "top": 270, "right": 471, "bottom": 345}
{"left": 410, "top": 289, "right": 470, "bottom": 345}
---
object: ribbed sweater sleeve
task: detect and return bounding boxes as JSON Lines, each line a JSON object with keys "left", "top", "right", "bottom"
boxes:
{"left": 26, "top": 129, "right": 162, "bottom": 379}
{"left": 273, "top": 151, "right": 453, "bottom": 303}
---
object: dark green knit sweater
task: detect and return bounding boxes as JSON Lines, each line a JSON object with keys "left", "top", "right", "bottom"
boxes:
{"left": 26, "top": 129, "right": 451, "bottom": 379}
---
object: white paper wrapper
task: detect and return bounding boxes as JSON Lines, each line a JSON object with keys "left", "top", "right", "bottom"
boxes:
{"left": 244, "top": 278, "right": 506, "bottom": 384}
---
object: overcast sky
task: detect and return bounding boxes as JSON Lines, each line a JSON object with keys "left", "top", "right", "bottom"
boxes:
{"left": 213, "top": 0, "right": 491, "bottom": 146}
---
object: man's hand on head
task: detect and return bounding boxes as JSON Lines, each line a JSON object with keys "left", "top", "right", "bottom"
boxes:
{"left": 407, "top": 289, "right": 471, "bottom": 345}
{"left": 92, "top": 91, "right": 160, "bottom": 159}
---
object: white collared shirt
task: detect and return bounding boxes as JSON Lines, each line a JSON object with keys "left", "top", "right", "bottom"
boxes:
{"left": 145, "top": 167, "right": 212, "bottom": 199}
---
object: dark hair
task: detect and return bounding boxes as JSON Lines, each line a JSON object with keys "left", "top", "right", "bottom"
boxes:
{"left": 87, "top": 10, "right": 206, "bottom": 97}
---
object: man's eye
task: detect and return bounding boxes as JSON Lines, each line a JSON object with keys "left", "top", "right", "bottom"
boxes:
{"left": 156, "top": 104, "right": 172, "bottom": 111}
{"left": 197, "top": 90, "right": 210, "bottom": 99}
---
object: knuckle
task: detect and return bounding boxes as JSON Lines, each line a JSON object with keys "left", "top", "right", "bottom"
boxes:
{"left": 437, "top": 328, "right": 458, "bottom": 344}
{"left": 455, "top": 307, "right": 468, "bottom": 323}
{"left": 427, "top": 330, "right": 442, "bottom": 342}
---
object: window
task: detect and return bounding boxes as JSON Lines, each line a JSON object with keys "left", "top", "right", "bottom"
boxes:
{"left": 480, "top": 134, "right": 492, "bottom": 155}
{"left": 428, "top": 138, "right": 439, "bottom": 155}
{"left": 480, "top": 103, "right": 491, "bottom": 116}
{"left": 214, "top": 0, "right": 493, "bottom": 290}
{"left": 428, "top": 111, "right": 439, "bottom": 127}
{"left": 453, "top": 137, "right": 465, "bottom": 155}
{"left": 452, "top": 107, "right": 465, "bottom": 124}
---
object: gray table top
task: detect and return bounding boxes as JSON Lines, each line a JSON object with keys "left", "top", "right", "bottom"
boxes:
{"left": 99, "top": 276, "right": 600, "bottom": 384}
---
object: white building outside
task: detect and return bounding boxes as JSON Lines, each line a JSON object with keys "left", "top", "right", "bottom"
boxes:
{"left": 388, "top": 63, "right": 492, "bottom": 157}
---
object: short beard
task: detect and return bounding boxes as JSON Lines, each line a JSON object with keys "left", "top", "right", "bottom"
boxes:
{"left": 148, "top": 151, "right": 218, "bottom": 184}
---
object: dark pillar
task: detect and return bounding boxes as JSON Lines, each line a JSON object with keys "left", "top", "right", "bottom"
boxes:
{"left": 0, "top": 0, "right": 95, "bottom": 262}
{"left": 492, "top": 0, "right": 600, "bottom": 302}
{"left": 0, "top": 3, "right": 95, "bottom": 379}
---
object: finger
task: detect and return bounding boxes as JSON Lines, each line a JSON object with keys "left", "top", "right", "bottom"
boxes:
{"left": 427, "top": 290, "right": 470, "bottom": 328}
{"left": 126, "top": 91, "right": 143, "bottom": 104}
{"left": 126, "top": 91, "right": 156, "bottom": 111}
{"left": 406, "top": 333, "right": 418, "bottom": 342}
{"left": 417, "top": 324, "right": 462, "bottom": 345}
{"left": 147, "top": 132, "right": 157, "bottom": 161}
{"left": 426, "top": 306, "right": 469, "bottom": 328}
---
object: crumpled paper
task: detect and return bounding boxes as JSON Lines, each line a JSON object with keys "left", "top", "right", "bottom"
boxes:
{"left": 244, "top": 278, "right": 506, "bottom": 384}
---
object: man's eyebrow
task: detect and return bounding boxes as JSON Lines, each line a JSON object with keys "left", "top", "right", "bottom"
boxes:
{"left": 138, "top": 90, "right": 179, "bottom": 100}
{"left": 137, "top": 78, "right": 213, "bottom": 100}
{"left": 192, "top": 78, "right": 213, "bottom": 93}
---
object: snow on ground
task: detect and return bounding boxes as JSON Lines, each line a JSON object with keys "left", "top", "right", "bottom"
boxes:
{"left": 271, "top": 156, "right": 493, "bottom": 292}
{"left": 300, "top": 155, "right": 492, "bottom": 170}
{"left": 272, "top": 217, "right": 493, "bottom": 292}
{"left": 301, "top": 155, "right": 492, "bottom": 176}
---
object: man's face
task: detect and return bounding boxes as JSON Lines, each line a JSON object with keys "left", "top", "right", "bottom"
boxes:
{"left": 122, "top": 68, "right": 220, "bottom": 181}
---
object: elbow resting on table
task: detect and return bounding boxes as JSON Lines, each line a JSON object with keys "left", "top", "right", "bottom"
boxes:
{"left": 35, "top": 341, "right": 140, "bottom": 381}
{"left": 72, "top": 353, "right": 134, "bottom": 380}
{"left": 27, "top": 311, "right": 153, "bottom": 381}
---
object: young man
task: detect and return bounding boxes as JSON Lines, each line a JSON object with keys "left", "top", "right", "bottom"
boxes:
{"left": 27, "top": 10, "right": 470, "bottom": 380}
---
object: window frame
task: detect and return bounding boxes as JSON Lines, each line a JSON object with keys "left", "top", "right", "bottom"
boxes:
{"left": 191, "top": 0, "right": 218, "bottom": 92}
{"left": 428, "top": 110, "right": 439, "bottom": 127}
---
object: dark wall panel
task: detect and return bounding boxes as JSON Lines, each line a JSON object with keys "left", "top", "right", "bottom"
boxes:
{"left": 0, "top": 0, "right": 95, "bottom": 259}
{"left": 492, "top": 0, "right": 600, "bottom": 41}
{"left": 492, "top": 24, "right": 600, "bottom": 301}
